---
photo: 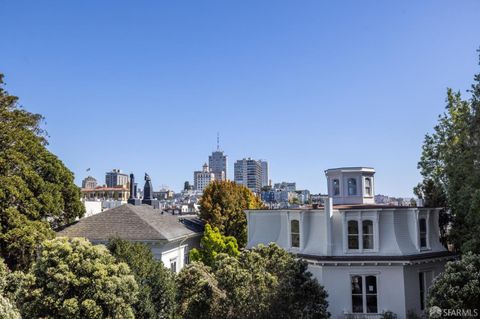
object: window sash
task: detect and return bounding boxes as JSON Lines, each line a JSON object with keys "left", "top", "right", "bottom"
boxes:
{"left": 351, "top": 275, "right": 378, "bottom": 314}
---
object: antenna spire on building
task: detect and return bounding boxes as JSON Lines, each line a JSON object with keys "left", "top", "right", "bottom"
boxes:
{"left": 217, "top": 132, "right": 220, "bottom": 150}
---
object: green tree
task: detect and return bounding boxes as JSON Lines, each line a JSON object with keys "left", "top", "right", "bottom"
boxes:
{"left": 177, "top": 243, "right": 330, "bottom": 319}
{"left": 427, "top": 253, "right": 480, "bottom": 312}
{"left": 0, "top": 259, "right": 20, "bottom": 319}
{"left": 415, "top": 53, "right": 480, "bottom": 252}
{"left": 199, "top": 181, "right": 263, "bottom": 247}
{"left": 17, "top": 237, "right": 138, "bottom": 319}
{"left": 107, "top": 238, "right": 176, "bottom": 319}
{"left": 176, "top": 262, "right": 225, "bottom": 319}
{"left": 190, "top": 224, "right": 240, "bottom": 267}
{"left": 0, "top": 73, "right": 85, "bottom": 270}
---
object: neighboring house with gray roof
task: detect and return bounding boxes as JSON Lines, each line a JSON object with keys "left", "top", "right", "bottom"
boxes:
{"left": 57, "top": 203, "right": 203, "bottom": 273}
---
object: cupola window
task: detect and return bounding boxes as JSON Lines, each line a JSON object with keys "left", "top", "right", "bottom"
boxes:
{"left": 348, "top": 178, "right": 357, "bottom": 195}
{"left": 365, "top": 178, "right": 372, "bottom": 196}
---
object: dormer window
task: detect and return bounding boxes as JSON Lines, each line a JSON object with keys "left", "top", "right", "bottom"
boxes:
{"left": 348, "top": 178, "right": 357, "bottom": 195}
{"left": 291, "top": 220, "right": 300, "bottom": 248}
{"left": 333, "top": 179, "right": 340, "bottom": 195}
{"left": 362, "top": 220, "right": 374, "bottom": 249}
{"left": 419, "top": 218, "right": 427, "bottom": 248}
{"left": 345, "top": 216, "right": 377, "bottom": 252}
{"left": 365, "top": 178, "right": 372, "bottom": 196}
{"left": 348, "top": 220, "right": 359, "bottom": 249}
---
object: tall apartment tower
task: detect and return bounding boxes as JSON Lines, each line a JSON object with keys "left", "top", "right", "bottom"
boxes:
{"left": 209, "top": 134, "right": 227, "bottom": 181}
{"left": 234, "top": 158, "right": 262, "bottom": 193}
{"left": 105, "top": 169, "right": 129, "bottom": 187}
{"left": 260, "top": 160, "right": 269, "bottom": 187}
{"left": 194, "top": 163, "right": 215, "bottom": 192}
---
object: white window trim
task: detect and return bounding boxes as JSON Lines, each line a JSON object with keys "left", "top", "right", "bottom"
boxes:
{"left": 343, "top": 211, "right": 379, "bottom": 253}
{"left": 287, "top": 212, "right": 304, "bottom": 251}
{"left": 416, "top": 210, "right": 431, "bottom": 251}
{"left": 363, "top": 176, "right": 374, "bottom": 198}
{"left": 349, "top": 274, "right": 379, "bottom": 314}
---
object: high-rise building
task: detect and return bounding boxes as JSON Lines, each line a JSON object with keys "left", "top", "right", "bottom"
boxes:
{"left": 105, "top": 169, "right": 129, "bottom": 188}
{"left": 260, "top": 160, "right": 269, "bottom": 187}
{"left": 209, "top": 150, "right": 227, "bottom": 181}
{"left": 209, "top": 134, "right": 227, "bottom": 181}
{"left": 194, "top": 163, "right": 215, "bottom": 192}
{"left": 82, "top": 176, "right": 98, "bottom": 189}
{"left": 234, "top": 158, "right": 262, "bottom": 193}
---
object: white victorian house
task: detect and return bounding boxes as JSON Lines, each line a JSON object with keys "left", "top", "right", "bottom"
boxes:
{"left": 246, "top": 167, "right": 455, "bottom": 319}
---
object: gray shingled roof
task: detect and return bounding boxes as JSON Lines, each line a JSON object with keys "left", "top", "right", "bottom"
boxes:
{"left": 57, "top": 204, "right": 203, "bottom": 242}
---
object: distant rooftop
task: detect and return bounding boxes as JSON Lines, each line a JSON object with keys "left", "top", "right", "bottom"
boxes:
{"left": 324, "top": 167, "right": 375, "bottom": 173}
{"left": 57, "top": 204, "right": 203, "bottom": 242}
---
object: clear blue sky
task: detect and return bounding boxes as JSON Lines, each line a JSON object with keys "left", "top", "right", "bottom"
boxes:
{"left": 1, "top": 1, "right": 479, "bottom": 196}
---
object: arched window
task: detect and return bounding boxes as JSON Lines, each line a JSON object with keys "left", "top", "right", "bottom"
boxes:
{"left": 362, "top": 220, "right": 374, "bottom": 249}
{"left": 365, "top": 178, "right": 372, "bottom": 196}
{"left": 419, "top": 218, "right": 427, "bottom": 248}
{"left": 348, "top": 220, "right": 359, "bottom": 249}
{"left": 348, "top": 178, "right": 357, "bottom": 195}
{"left": 333, "top": 179, "right": 340, "bottom": 196}
{"left": 291, "top": 220, "right": 300, "bottom": 248}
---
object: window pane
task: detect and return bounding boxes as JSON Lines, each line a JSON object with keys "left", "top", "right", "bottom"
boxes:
{"left": 420, "top": 237, "right": 427, "bottom": 247}
{"left": 291, "top": 220, "right": 299, "bottom": 233}
{"left": 348, "top": 221, "right": 359, "bottom": 234}
{"left": 419, "top": 218, "right": 427, "bottom": 232}
{"left": 348, "top": 221, "right": 359, "bottom": 249}
{"left": 363, "top": 220, "right": 373, "bottom": 235}
{"left": 419, "top": 218, "right": 427, "bottom": 248}
{"left": 349, "top": 236, "right": 359, "bottom": 249}
{"left": 333, "top": 179, "right": 340, "bottom": 195}
{"left": 363, "top": 234, "right": 374, "bottom": 249}
{"left": 366, "top": 276, "right": 377, "bottom": 293}
{"left": 291, "top": 234, "right": 300, "bottom": 248}
{"left": 419, "top": 272, "right": 425, "bottom": 310}
{"left": 352, "top": 295, "right": 364, "bottom": 313}
{"left": 366, "top": 295, "right": 378, "bottom": 313}
{"left": 363, "top": 220, "right": 374, "bottom": 249}
{"left": 348, "top": 178, "right": 357, "bottom": 195}
{"left": 351, "top": 276, "right": 363, "bottom": 294}
{"left": 365, "top": 178, "right": 372, "bottom": 196}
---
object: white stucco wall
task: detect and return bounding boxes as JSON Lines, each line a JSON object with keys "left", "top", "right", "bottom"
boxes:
{"left": 316, "top": 265, "right": 407, "bottom": 319}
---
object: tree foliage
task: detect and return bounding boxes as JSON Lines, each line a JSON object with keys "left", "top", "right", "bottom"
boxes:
{"left": 415, "top": 53, "right": 480, "bottom": 252}
{"left": 0, "top": 74, "right": 85, "bottom": 270}
{"left": 107, "top": 238, "right": 176, "bottom": 319}
{"left": 199, "top": 181, "right": 263, "bottom": 247}
{"left": 177, "top": 243, "right": 330, "bottom": 319}
{"left": 427, "top": 253, "right": 480, "bottom": 311}
{"left": 190, "top": 224, "right": 240, "bottom": 267}
{"left": 16, "top": 237, "right": 138, "bottom": 319}
{"left": 0, "top": 258, "right": 20, "bottom": 319}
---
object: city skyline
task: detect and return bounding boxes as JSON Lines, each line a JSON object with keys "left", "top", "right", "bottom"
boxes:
{"left": 1, "top": 1, "right": 479, "bottom": 197}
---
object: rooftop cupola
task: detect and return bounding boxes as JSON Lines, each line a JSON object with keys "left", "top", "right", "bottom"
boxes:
{"left": 325, "top": 167, "right": 375, "bottom": 205}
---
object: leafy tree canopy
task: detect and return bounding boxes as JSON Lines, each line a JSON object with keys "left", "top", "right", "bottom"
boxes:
{"left": 415, "top": 52, "right": 480, "bottom": 252}
{"left": 0, "top": 258, "right": 20, "bottom": 319}
{"left": 0, "top": 73, "right": 85, "bottom": 270}
{"left": 107, "top": 238, "right": 176, "bottom": 319}
{"left": 16, "top": 237, "right": 138, "bottom": 319}
{"left": 199, "top": 181, "right": 263, "bottom": 247}
{"left": 190, "top": 223, "right": 240, "bottom": 267}
{"left": 177, "top": 243, "right": 330, "bottom": 319}
{"left": 427, "top": 253, "right": 480, "bottom": 311}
